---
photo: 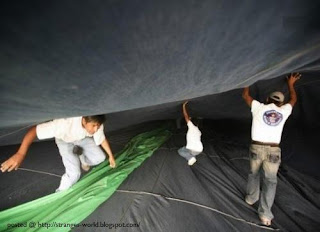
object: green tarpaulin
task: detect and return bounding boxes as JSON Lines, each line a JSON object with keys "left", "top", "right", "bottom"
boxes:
{"left": 0, "top": 127, "right": 171, "bottom": 232}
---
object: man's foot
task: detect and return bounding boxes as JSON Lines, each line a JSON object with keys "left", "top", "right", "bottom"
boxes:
{"left": 260, "top": 216, "right": 272, "bottom": 226}
{"left": 79, "top": 155, "right": 90, "bottom": 172}
{"left": 188, "top": 157, "right": 197, "bottom": 166}
{"left": 245, "top": 196, "right": 255, "bottom": 205}
{"left": 81, "top": 163, "right": 90, "bottom": 172}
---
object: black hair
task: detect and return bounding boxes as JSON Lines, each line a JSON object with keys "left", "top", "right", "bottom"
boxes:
{"left": 83, "top": 115, "right": 106, "bottom": 125}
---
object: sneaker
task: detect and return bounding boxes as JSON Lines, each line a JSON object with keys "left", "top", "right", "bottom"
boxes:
{"left": 188, "top": 157, "right": 197, "bottom": 166}
{"left": 79, "top": 155, "right": 90, "bottom": 172}
{"left": 81, "top": 163, "right": 90, "bottom": 172}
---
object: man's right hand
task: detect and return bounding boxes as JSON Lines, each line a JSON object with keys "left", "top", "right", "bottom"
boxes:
{"left": 182, "top": 101, "right": 190, "bottom": 122}
{"left": 1, "top": 153, "right": 25, "bottom": 172}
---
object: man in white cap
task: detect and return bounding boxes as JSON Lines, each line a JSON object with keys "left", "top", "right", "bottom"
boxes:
{"left": 242, "top": 73, "right": 301, "bottom": 226}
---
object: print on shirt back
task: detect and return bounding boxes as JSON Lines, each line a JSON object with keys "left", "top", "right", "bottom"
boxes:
{"left": 263, "top": 110, "right": 283, "bottom": 126}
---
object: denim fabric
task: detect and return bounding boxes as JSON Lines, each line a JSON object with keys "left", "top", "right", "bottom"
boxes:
{"left": 246, "top": 144, "right": 281, "bottom": 220}
{"left": 55, "top": 137, "right": 105, "bottom": 191}
{"left": 178, "top": 146, "right": 201, "bottom": 162}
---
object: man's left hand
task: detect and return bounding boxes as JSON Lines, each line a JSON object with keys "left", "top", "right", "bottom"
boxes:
{"left": 109, "top": 156, "right": 116, "bottom": 168}
{"left": 287, "top": 73, "right": 301, "bottom": 85}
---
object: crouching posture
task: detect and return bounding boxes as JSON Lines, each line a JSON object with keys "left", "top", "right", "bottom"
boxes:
{"left": 1, "top": 115, "right": 116, "bottom": 192}
{"left": 242, "top": 73, "right": 300, "bottom": 226}
{"left": 178, "top": 101, "right": 203, "bottom": 166}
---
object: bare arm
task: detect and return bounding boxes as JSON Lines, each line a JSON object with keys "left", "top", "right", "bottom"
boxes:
{"left": 242, "top": 87, "right": 254, "bottom": 107}
{"left": 1, "top": 126, "right": 37, "bottom": 172}
{"left": 183, "top": 101, "right": 190, "bottom": 123}
{"left": 101, "top": 138, "right": 116, "bottom": 168}
{"left": 287, "top": 73, "right": 301, "bottom": 107}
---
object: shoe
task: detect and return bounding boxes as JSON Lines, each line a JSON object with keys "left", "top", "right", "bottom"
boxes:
{"left": 260, "top": 216, "right": 271, "bottom": 226}
{"left": 245, "top": 196, "right": 255, "bottom": 205}
{"left": 79, "top": 155, "right": 90, "bottom": 172}
{"left": 188, "top": 157, "right": 197, "bottom": 166}
{"left": 81, "top": 163, "right": 90, "bottom": 172}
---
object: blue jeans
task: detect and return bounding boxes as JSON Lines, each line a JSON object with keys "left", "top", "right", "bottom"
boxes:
{"left": 246, "top": 144, "right": 281, "bottom": 220}
{"left": 178, "top": 146, "right": 201, "bottom": 162}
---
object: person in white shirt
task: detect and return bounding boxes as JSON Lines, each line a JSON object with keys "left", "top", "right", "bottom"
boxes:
{"left": 242, "top": 73, "right": 301, "bottom": 226}
{"left": 178, "top": 101, "right": 203, "bottom": 166}
{"left": 1, "top": 115, "right": 116, "bottom": 192}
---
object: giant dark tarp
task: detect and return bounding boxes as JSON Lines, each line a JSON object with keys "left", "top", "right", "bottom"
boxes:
{"left": 0, "top": 0, "right": 320, "bottom": 231}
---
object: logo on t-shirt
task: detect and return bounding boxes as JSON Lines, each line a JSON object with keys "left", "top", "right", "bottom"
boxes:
{"left": 263, "top": 110, "right": 283, "bottom": 126}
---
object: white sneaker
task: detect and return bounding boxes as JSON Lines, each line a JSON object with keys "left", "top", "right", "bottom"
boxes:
{"left": 188, "top": 157, "right": 197, "bottom": 166}
{"left": 81, "top": 163, "right": 90, "bottom": 172}
{"left": 79, "top": 155, "right": 90, "bottom": 172}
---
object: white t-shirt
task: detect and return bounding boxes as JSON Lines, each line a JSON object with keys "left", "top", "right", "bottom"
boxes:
{"left": 251, "top": 100, "right": 292, "bottom": 144}
{"left": 36, "top": 117, "right": 105, "bottom": 145}
{"left": 186, "top": 121, "right": 203, "bottom": 153}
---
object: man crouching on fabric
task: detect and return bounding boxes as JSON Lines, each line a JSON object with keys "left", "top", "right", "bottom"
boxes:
{"left": 1, "top": 115, "right": 116, "bottom": 192}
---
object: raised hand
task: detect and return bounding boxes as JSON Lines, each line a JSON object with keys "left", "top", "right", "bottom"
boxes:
{"left": 287, "top": 73, "right": 301, "bottom": 86}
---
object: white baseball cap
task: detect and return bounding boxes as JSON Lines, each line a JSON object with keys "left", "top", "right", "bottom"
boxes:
{"left": 269, "top": 91, "right": 284, "bottom": 103}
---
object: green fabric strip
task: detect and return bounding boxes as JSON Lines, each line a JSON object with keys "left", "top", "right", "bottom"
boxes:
{"left": 0, "top": 127, "right": 171, "bottom": 232}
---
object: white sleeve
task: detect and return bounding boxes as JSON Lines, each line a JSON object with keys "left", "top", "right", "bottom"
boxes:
{"left": 281, "top": 104, "right": 293, "bottom": 117}
{"left": 187, "top": 121, "right": 196, "bottom": 129}
{"left": 36, "top": 121, "right": 56, "bottom": 140}
{"left": 93, "top": 124, "right": 106, "bottom": 145}
{"left": 251, "top": 100, "right": 262, "bottom": 114}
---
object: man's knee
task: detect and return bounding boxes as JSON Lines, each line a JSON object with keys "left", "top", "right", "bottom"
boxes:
{"left": 264, "top": 161, "right": 280, "bottom": 180}
{"left": 263, "top": 171, "right": 278, "bottom": 184}
{"left": 86, "top": 151, "right": 105, "bottom": 165}
{"left": 67, "top": 171, "right": 81, "bottom": 185}
{"left": 95, "top": 153, "right": 106, "bottom": 165}
{"left": 250, "top": 160, "right": 262, "bottom": 175}
{"left": 248, "top": 171, "right": 260, "bottom": 178}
